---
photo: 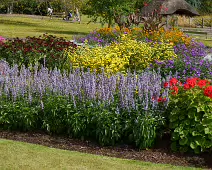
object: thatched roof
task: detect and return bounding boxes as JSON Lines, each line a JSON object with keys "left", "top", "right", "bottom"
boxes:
{"left": 141, "top": 0, "right": 200, "bottom": 17}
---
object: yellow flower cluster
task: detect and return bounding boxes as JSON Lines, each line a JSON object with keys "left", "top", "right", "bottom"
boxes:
{"left": 66, "top": 35, "right": 177, "bottom": 74}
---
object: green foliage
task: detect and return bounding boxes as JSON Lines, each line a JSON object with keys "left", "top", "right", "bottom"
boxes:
{"left": 186, "top": 0, "right": 212, "bottom": 14}
{"left": 0, "top": 99, "right": 41, "bottom": 131}
{"left": 167, "top": 78, "right": 212, "bottom": 153}
{"left": 133, "top": 111, "right": 165, "bottom": 149}
{"left": 0, "top": 34, "right": 77, "bottom": 70}
{"left": 68, "top": 35, "right": 177, "bottom": 74}
{"left": 142, "top": 9, "right": 165, "bottom": 32}
{"left": 42, "top": 95, "right": 71, "bottom": 134}
{"left": 82, "top": 0, "right": 136, "bottom": 27}
{"left": 96, "top": 108, "right": 122, "bottom": 146}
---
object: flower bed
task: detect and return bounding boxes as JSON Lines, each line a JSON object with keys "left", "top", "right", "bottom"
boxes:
{"left": 0, "top": 27, "right": 211, "bottom": 153}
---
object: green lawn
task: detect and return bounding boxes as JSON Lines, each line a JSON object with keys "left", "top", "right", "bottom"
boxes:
{"left": 0, "top": 139, "right": 201, "bottom": 170}
{"left": 0, "top": 14, "right": 104, "bottom": 40}
{"left": 0, "top": 14, "right": 211, "bottom": 47}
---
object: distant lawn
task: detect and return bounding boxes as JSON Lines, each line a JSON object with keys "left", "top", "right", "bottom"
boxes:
{"left": 184, "top": 33, "right": 212, "bottom": 48}
{"left": 0, "top": 139, "right": 200, "bottom": 170}
{"left": 0, "top": 14, "right": 104, "bottom": 40}
{"left": 0, "top": 14, "right": 211, "bottom": 47}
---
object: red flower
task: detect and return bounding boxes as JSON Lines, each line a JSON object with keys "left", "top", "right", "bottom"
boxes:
{"left": 197, "top": 80, "right": 210, "bottom": 88}
{"left": 186, "top": 78, "right": 198, "bottom": 88}
{"left": 169, "top": 78, "right": 178, "bottom": 87}
{"left": 157, "top": 97, "right": 163, "bottom": 102}
{"left": 183, "top": 84, "right": 190, "bottom": 90}
{"left": 157, "top": 97, "right": 167, "bottom": 102}
{"left": 204, "top": 86, "right": 212, "bottom": 99}
{"left": 143, "top": 2, "right": 148, "bottom": 6}
{"left": 171, "top": 86, "right": 178, "bottom": 95}
{"left": 164, "top": 82, "right": 169, "bottom": 88}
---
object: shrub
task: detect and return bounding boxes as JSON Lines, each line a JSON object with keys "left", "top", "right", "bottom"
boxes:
{"left": 131, "top": 28, "right": 192, "bottom": 47}
{"left": 0, "top": 36, "right": 5, "bottom": 44}
{"left": 0, "top": 64, "right": 169, "bottom": 148}
{"left": 165, "top": 78, "right": 212, "bottom": 153}
{"left": 74, "top": 27, "right": 131, "bottom": 46}
{"left": 68, "top": 35, "right": 177, "bottom": 74}
{"left": 152, "top": 40, "right": 212, "bottom": 81}
{"left": 75, "top": 27, "right": 192, "bottom": 48}
{"left": 0, "top": 34, "right": 77, "bottom": 70}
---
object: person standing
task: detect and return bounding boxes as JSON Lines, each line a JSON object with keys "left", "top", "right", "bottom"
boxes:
{"left": 47, "top": 7, "right": 53, "bottom": 19}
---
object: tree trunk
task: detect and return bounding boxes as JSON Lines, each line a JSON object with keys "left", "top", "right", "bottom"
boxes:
{"left": 108, "top": 16, "right": 112, "bottom": 28}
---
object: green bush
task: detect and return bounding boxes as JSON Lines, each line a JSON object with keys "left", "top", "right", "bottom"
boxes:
{"left": 165, "top": 78, "right": 212, "bottom": 153}
{"left": 67, "top": 35, "right": 177, "bottom": 74}
{"left": 0, "top": 34, "right": 77, "bottom": 70}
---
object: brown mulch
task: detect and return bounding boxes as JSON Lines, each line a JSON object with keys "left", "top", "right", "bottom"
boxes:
{"left": 0, "top": 130, "right": 211, "bottom": 169}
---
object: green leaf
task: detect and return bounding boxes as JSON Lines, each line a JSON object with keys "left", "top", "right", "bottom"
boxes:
{"left": 169, "top": 114, "right": 178, "bottom": 122}
{"left": 190, "top": 142, "right": 197, "bottom": 149}
{"left": 195, "top": 136, "right": 205, "bottom": 146}
{"left": 179, "top": 137, "right": 188, "bottom": 146}
{"left": 171, "top": 142, "right": 178, "bottom": 152}
{"left": 204, "top": 128, "right": 210, "bottom": 134}
{"left": 171, "top": 132, "right": 179, "bottom": 141}
{"left": 188, "top": 108, "right": 196, "bottom": 119}
{"left": 169, "top": 122, "right": 178, "bottom": 129}
{"left": 194, "top": 147, "right": 200, "bottom": 154}
{"left": 179, "top": 114, "right": 185, "bottom": 120}
{"left": 192, "top": 131, "right": 201, "bottom": 136}
{"left": 179, "top": 146, "right": 188, "bottom": 153}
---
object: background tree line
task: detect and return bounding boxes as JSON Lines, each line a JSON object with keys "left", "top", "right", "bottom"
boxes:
{"left": 0, "top": 0, "right": 211, "bottom": 27}
{"left": 0, "top": 0, "right": 85, "bottom": 15}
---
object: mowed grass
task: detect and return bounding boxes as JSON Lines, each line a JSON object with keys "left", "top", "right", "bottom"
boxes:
{"left": 0, "top": 14, "right": 211, "bottom": 47}
{"left": 0, "top": 14, "right": 104, "bottom": 40}
{"left": 0, "top": 139, "right": 201, "bottom": 170}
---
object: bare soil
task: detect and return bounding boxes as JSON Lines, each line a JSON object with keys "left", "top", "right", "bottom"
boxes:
{"left": 0, "top": 130, "right": 211, "bottom": 169}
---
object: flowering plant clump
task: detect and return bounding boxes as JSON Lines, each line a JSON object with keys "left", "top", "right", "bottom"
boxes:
{"left": 74, "top": 27, "right": 131, "bottom": 47}
{"left": 0, "top": 34, "right": 77, "bottom": 70}
{"left": 152, "top": 40, "right": 212, "bottom": 81}
{"left": 0, "top": 64, "right": 169, "bottom": 149}
{"left": 131, "top": 28, "right": 192, "bottom": 47}
{"left": 68, "top": 35, "right": 177, "bottom": 74}
{"left": 165, "top": 77, "right": 212, "bottom": 153}
{"left": 0, "top": 36, "right": 6, "bottom": 44}
{"left": 75, "top": 27, "right": 192, "bottom": 48}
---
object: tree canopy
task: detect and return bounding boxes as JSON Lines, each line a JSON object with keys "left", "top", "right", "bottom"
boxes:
{"left": 82, "top": 0, "right": 138, "bottom": 28}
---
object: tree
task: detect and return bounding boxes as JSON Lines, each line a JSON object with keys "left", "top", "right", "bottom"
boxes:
{"left": 185, "top": 0, "right": 212, "bottom": 14}
{"left": 82, "top": 0, "right": 136, "bottom": 28}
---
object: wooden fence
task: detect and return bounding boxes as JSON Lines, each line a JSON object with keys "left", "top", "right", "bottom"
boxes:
{"left": 177, "top": 16, "right": 212, "bottom": 28}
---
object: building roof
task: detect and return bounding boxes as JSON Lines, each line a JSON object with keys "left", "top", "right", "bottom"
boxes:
{"left": 141, "top": 0, "right": 200, "bottom": 17}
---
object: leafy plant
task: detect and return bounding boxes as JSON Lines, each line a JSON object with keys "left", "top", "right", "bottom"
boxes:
{"left": 0, "top": 34, "right": 77, "bottom": 70}
{"left": 133, "top": 110, "right": 166, "bottom": 149}
{"left": 165, "top": 77, "right": 212, "bottom": 153}
{"left": 68, "top": 35, "right": 177, "bottom": 74}
{"left": 142, "top": 9, "right": 166, "bottom": 32}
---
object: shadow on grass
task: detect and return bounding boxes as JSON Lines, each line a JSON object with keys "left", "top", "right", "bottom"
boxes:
{"left": 0, "top": 19, "right": 39, "bottom": 27}
{"left": 40, "top": 29, "right": 89, "bottom": 36}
